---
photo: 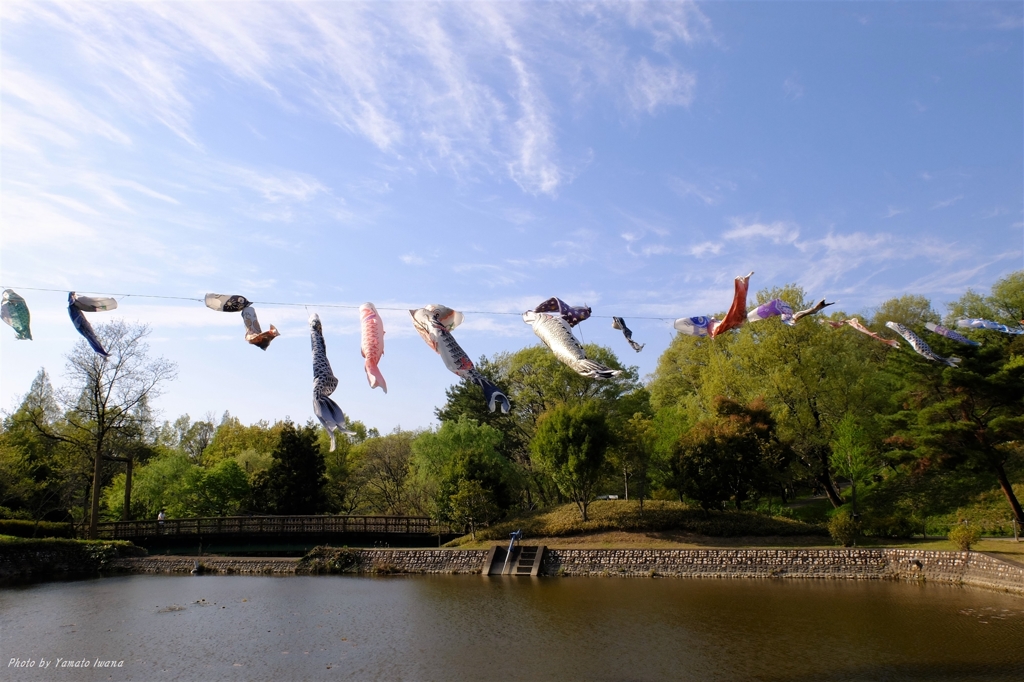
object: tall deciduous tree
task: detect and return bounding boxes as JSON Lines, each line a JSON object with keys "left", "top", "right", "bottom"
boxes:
{"left": 669, "top": 397, "right": 789, "bottom": 512}
{"left": 410, "top": 417, "right": 517, "bottom": 524}
{"left": 530, "top": 401, "right": 611, "bottom": 521}
{"left": 437, "top": 344, "right": 640, "bottom": 507}
{"left": 830, "top": 414, "right": 876, "bottom": 516}
{"left": 346, "top": 430, "right": 416, "bottom": 515}
{"left": 27, "top": 322, "right": 175, "bottom": 537}
{"left": 651, "top": 285, "right": 887, "bottom": 508}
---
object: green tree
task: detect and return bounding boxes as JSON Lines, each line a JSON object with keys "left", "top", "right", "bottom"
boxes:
{"left": 651, "top": 285, "right": 887, "bottom": 508}
{"left": 530, "top": 401, "right": 611, "bottom": 521}
{"left": 886, "top": 293, "right": 1024, "bottom": 525}
{"left": 346, "top": 430, "right": 416, "bottom": 515}
{"left": 183, "top": 459, "right": 250, "bottom": 516}
{"left": 669, "top": 397, "right": 788, "bottom": 512}
{"left": 157, "top": 414, "right": 216, "bottom": 463}
{"left": 252, "top": 421, "right": 328, "bottom": 515}
{"left": 438, "top": 344, "right": 640, "bottom": 507}
{"left": 870, "top": 294, "right": 940, "bottom": 329}
{"left": 449, "top": 479, "right": 498, "bottom": 540}
{"left": 0, "top": 370, "right": 83, "bottom": 522}
{"left": 829, "top": 414, "right": 876, "bottom": 517}
{"left": 410, "top": 417, "right": 518, "bottom": 523}
{"left": 607, "top": 413, "right": 657, "bottom": 510}
{"left": 24, "top": 323, "right": 176, "bottom": 536}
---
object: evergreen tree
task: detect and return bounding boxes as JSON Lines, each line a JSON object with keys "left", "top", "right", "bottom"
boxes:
{"left": 253, "top": 421, "right": 328, "bottom": 515}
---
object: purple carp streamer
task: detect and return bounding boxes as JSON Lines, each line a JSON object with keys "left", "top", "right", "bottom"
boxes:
{"left": 611, "top": 317, "right": 644, "bottom": 352}
{"left": 524, "top": 310, "right": 621, "bottom": 379}
{"left": 886, "top": 322, "right": 960, "bottom": 367}
{"left": 792, "top": 299, "right": 835, "bottom": 323}
{"left": 533, "top": 297, "right": 592, "bottom": 327}
{"left": 411, "top": 305, "right": 510, "bottom": 413}
{"left": 955, "top": 318, "right": 1024, "bottom": 335}
{"left": 673, "top": 316, "right": 716, "bottom": 337}
{"left": 746, "top": 299, "right": 794, "bottom": 324}
{"left": 925, "top": 323, "right": 981, "bottom": 347}
{"left": 309, "top": 313, "right": 352, "bottom": 451}
{"left": 68, "top": 291, "right": 117, "bottom": 357}
{"left": 1, "top": 289, "right": 32, "bottom": 340}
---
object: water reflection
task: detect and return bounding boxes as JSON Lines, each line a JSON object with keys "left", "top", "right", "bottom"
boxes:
{"left": 2, "top": 575, "right": 1022, "bottom": 681}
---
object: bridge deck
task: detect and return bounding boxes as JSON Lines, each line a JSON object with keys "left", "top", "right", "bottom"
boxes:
{"left": 96, "top": 515, "right": 443, "bottom": 540}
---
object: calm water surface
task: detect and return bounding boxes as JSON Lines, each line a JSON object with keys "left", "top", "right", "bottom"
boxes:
{"left": 2, "top": 575, "right": 1023, "bottom": 681}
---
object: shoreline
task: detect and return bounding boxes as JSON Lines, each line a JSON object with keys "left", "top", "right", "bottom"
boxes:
{"left": 4, "top": 539, "right": 1022, "bottom": 596}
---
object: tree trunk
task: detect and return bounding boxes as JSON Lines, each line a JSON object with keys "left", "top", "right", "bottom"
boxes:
{"left": 623, "top": 468, "right": 629, "bottom": 501}
{"left": 817, "top": 474, "right": 844, "bottom": 508}
{"left": 89, "top": 446, "right": 103, "bottom": 539}
{"left": 993, "top": 461, "right": 1024, "bottom": 525}
{"left": 123, "top": 457, "right": 134, "bottom": 521}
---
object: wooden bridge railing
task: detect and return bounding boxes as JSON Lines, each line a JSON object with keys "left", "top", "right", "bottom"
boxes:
{"left": 94, "top": 515, "right": 444, "bottom": 540}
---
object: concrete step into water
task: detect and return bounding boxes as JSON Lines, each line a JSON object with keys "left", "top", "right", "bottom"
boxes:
{"left": 483, "top": 545, "right": 546, "bottom": 576}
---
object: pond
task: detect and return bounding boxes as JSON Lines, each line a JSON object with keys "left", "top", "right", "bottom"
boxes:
{"left": 2, "top": 575, "right": 1023, "bottom": 681}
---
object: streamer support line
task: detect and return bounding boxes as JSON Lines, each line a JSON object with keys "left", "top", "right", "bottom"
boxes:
{"left": 0, "top": 285, "right": 681, "bottom": 321}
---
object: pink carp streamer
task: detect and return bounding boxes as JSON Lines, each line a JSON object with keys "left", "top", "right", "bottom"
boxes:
{"left": 835, "top": 318, "right": 901, "bottom": 348}
{"left": 360, "top": 303, "right": 387, "bottom": 392}
{"left": 709, "top": 272, "right": 754, "bottom": 338}
{"left": 886, "top": 322, "right": 960, "bottom": 367}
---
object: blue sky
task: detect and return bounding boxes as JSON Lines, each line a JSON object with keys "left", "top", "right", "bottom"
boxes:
{"left": 1, "top": 1, "right": 1022, "bottom": 433}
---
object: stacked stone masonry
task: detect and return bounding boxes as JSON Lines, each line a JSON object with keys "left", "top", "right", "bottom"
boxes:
{"left": 61, "top": 548, "right": 1024, "bottom": 595}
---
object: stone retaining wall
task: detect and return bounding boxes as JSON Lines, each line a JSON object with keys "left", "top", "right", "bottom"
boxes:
{"left": 540, "top": 548, "right": 1024, "bottom": 594}
{"left": 349, "top": 549, "right": 487, "bottom": 574}
{"left": 54, "top": 547, "right": 1024, "bottom": 595}
{"left": 108, "top": 556, "right": 298, "bottom": 576}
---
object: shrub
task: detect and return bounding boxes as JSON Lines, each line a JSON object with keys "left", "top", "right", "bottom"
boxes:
{"left": 861, "top": 513, "right": 919, "bottom": 539}
{"left": 827, "top": 510, "right": 860, "bottom": 547}
{"left": 0, "top": 520, "right": 75, "bottom": 539}
{"left": 948, "top": 523, "right": 981, "bottom": 551}
{"left": 297, "top": 546, "right": 360, "bottom": 574}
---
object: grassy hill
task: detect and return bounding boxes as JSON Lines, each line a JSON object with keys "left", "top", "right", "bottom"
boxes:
{"left": 446, "top": 500, "right": 826, "bottom": 547}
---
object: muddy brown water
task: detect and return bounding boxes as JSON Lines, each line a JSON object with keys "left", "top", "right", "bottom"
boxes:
{"left": 2, "top": 574, "right": 1023, "bottom": 681}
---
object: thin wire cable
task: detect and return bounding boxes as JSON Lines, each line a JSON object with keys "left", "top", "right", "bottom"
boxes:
{"left": 0, "top": 284, "right": 681, "bottom": 321}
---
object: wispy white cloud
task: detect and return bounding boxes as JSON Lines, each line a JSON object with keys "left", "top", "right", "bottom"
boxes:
{"left": 400, "top": 253, "right": 427, "bottom": 266}
{"left": 931, "top": 194, "right": 964, "bottom": 210}
{"left": 4, "top": 2, "right": 712, "bottom": 196}
{"left": 628, "top": 58, "right": 696, "bottom": 114}
{"left": 883, "top": 206, "right": 908, "bottom": 218}
{"left": 669, "top": 176, "right": 735, "bottom": 205}
{"left": 724, "top": 219, "right": 800, "bottom": 245}
{"left": 783, "top": 73, "right": 804, "bottom": 100}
